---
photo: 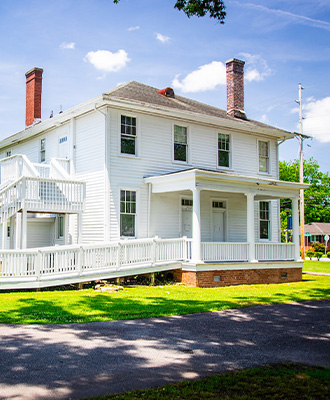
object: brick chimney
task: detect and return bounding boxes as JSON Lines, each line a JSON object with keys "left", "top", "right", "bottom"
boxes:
{"left": 226, "top": 58, "right": 246, "bottom": 119}
{"left": 25, "top": 67, "right": 43, "bottom": 127}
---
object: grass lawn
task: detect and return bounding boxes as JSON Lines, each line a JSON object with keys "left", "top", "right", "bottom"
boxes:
{"left": 303, "top": 260, "right": 330, "bottom": 274}
{"left": 83, "top": 363, "right": 330, "bottom": 400}
{"left": 0, "top": 275, "right": 329, "bottom": 324}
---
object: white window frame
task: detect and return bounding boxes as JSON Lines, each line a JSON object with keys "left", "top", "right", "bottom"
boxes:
{"left": 173, "top": 124, "right": 190, "bottom": 164}
{"left": 258, "top": 140, "right": 270, "bottom": 174}
{"left": 40, "top": 138, "right": 46, "bottom": 163}
{"left": 259, "top": 201, "right": 271, "bottom": 241}
{"left": 217, "top": 132, "right": 231, "bottom": 170}
{"left": 56, "top": 215, "right": 64, "bottom": 239}
{"left": 120, "top": 189, "right": 138, "bottom": 238}
{"left": 119, "top": 114, "right": 139, "bottom": 158}
{"left": 179, "top": 195, "right": 193, "bottom": 237}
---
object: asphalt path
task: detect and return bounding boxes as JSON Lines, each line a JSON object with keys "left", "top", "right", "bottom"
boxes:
{"left": 0, "top": 300, "right": 329, "bottom": 400}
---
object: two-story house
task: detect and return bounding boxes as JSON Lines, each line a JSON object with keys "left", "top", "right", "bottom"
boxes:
{"left": 0, "top": 59, "right": 307, "bottom": 289}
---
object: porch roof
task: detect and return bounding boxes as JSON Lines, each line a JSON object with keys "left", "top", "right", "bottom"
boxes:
{"left": 144, "top": 168, "right": 308, "bottom": 200}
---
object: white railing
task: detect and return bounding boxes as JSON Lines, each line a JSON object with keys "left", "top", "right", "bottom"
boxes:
{"left": 255, "top": 243, "right": 295, "bottom": 261}
{"left": 202, "top": 242, "right": 249, "bottom": 262}
{"left": 1, "top": 154, "right": 39, "bottom": 183}
{"left": 54, "top": 158, "right": 70, "bottom": 175}
{"left": 23, "top": 177, "right": 85, "bottom": 213}
{"left": 0, "top": 238, "right": 297, "bottom": 288}
{"left": 33, "top": 163, "right": 50, "bottom": 178}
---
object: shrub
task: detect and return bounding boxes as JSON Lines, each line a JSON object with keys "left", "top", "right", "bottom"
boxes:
{"left": 312, "top": 242, "right": 325, "bottom": 253}
{"left": 306, "top": 250, "right": 314, "bottom": 260}
{"left": 314, "top": 251, "right": 323, "bottom": 261}
{"left": 327, "top": 251, "right": 330, "bottom": 259}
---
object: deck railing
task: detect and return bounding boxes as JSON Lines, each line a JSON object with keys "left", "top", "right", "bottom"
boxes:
{"left": 255, "top": 243, "right": 295, "bottom": 261}
{"left": 202, "top": 242, "right": 249, "bottom": 262}
{"left": 0, "top": 238, "right": 296, "bottom": 287}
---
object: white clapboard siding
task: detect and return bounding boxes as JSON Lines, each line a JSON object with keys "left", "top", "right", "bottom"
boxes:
{"left": 27, "top": 219, "right": 55, "bottom": 248}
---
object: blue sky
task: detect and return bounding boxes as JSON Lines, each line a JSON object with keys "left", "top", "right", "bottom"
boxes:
{"left": 1, "top": 0, "right": 330, "bottom": 172}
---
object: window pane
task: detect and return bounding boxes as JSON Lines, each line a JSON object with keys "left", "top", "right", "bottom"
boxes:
{"left": 120, "top": 215, "right": 135, "bottom": 237}
{"left": 174, "top": 126, "right": 187, "bottom": 144}
{"left": 121, "top": 137, "right": 136, "bottom": 154}
{"left": 259, "top": 157, "right": 267, "bottom": 172}
{"left": 174, "top": 143, "right": 187, "bottom": 161}
{"left": 218, "top": 150, "right": 229, "bottom": 167}
{"left": 260, "top": 220, "right": 269, "bottom": 239}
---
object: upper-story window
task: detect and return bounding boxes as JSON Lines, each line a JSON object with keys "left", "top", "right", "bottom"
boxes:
{"left": 6, "top": 150, "right": 11, "bottom": 158}
{"left": 40, "top": 138, "right": 46, "bottom": 162}
{"left": 120, "top": 190, "right": 136, "bottom": 237}
{"left": 259, "top": 201, "right": 270, "bottom": 240}
{"left": 174, "top": 125, "right": 188, "bottom": 162}
{"left": 218, "top": 133, "right": 230, "bottom": 168}
{"left": 259, "top": 141, "right": 269, "bottom": 173}
{"left": 121, "top": 115, "right": 136, "bottom": 155}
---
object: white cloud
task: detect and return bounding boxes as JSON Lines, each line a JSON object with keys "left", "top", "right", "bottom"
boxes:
{"left": 172, "top": 61, "right": 226, "bottom": 93}
{"left": 302, "top": 97, "right": 330, "bottom": 142}
{"left": 128, "top": 26, "right": 140, "bottom": 31}
{"left": 84, "top": 49, "right": 130, "bottom": 73}
{"left": 60, "top": 42, "right": 75, "bottom": 50}
{"left": 240, "top": 53, "right": 273, "bottom": 82}
{"left": 260, "top": 114, "right": 270, "bottom": 124}
{"left": 156, "top": 33, "right": 170, "bottom": 43}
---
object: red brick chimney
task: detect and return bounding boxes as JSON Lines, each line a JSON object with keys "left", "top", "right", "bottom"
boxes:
{"left": 25, "top": 67, "right": 43, "bottom": 127}
{"left": 226, "top": 58, "right": 246, "bottom": 119}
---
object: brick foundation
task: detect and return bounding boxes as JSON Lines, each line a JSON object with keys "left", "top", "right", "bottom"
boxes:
{"left": 173, "top": 267, "right": 302, "bottom": 287}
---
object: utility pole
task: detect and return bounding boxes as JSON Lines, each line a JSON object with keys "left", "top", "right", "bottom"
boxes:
{"left": 296, "top": 83, "right": 305, "bottom": 259}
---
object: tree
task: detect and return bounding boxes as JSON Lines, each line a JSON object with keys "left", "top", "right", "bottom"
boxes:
{"left": 279, "top": 158, "right": 330, "bottom": 225}
{"left": 113, "top": 0, "right": 226, "bottom": 23}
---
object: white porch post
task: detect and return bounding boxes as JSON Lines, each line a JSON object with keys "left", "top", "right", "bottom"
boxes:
{"left": 77, "top": 212, "right": 82, "bottom": 244}
{"left": 291, "top": 197, "right": 301, "bottom": 261}
{"left": 191, "top": 188, "right": 202, "bottom": 263}
{"left": 15, "top": 212, "right": 21, "bottom": 249}
{"left": 10, "top": 215, "right": 15, "bottom": 249}
{"left": 2, "top": 219, "right": 7, "bottom": 249}
{"left": 21, "top": 209, "right": 27, "bottom": 249}
{"left": 64, "top": 214, "right": 69, "bottom": 245}
{"left": 245, "top": 193, "right": 257, "bottom": 262}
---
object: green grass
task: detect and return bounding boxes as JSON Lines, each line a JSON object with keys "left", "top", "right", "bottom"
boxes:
{"left": 83, "top": 363, "right": 330, "bottom": 400}
{"left": 0, "top": 275, "right": 330, "bottom": 324}
{"left": 303, "top": 260, "right": 330, "bottom": 274}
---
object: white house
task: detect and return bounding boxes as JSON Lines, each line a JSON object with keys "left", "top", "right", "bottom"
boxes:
{"left": 0, "top": 59, "right": 307, "bottom": 289}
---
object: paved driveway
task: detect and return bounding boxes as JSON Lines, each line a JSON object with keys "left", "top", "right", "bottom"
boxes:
{"left": 0, "top": 300, "right": 329, "bottom": 400}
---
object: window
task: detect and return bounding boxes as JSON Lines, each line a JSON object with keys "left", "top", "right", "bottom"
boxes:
{"left": 40, "top": 138, "right": 46, "bottom": 162}
{"left": 260, "top": 201, "right": 270, "bottom": 240}
{"left": 259, "top": 141, "right": 269, "bottom": 173}
{"left": 6, "top": 150, "right": 11, "bottom": 158}
{"left": 181, "top": 199, "right": 193, "bottom": 207}
{"left": 120, "top": 190, "right": 136, "bottom": 237}
{"left": 218, "top": 133, "right": 230, "bottom": 168}
{"left": 174, "top": 125, "right": 188, "bottom": 162}
{"left": 121, "top": 115, "right": 136, "bottom": 155}
{"left": 212, "top": 201, "right": 225, "bottom": 209}
{"left": 7, "top": 226, "right": 10, "bottom": 238}
{"left": 57, "top": 215, "right": 64, "bottom": 239}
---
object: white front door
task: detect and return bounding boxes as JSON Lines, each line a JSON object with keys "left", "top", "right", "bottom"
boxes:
{"left": 182, "top": 208, "right": 192, "bottom": 238}
{"left": 212, "top": 211, "right": 224, "bottom": 242}
{"left": 58, "top": 135, "right": 69, "bottom": 159}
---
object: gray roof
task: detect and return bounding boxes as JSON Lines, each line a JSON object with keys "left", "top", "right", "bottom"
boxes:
{"left": 304, "top": 222, "right": 330, "bottom": 235}
{"left": 104, "top": 81, "right": 290, "bottom": 135}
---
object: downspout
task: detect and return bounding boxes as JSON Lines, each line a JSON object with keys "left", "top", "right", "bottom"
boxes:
{"left": 147, "top": 183, "right": 151, "bottom": 238}
{"left": 94, "top": 104, "right": 110, "bottom": 241}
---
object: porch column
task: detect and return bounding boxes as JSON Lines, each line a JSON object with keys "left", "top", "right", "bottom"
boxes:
{"left": 10, "top": 215, "right": 15, "bottom": 249}
{"left": 191, "top": 188, "right": 202, "bottom": 263}
{"left": 64, "top": 214, "right": 69, "bottom": 245}
{"left": 21, "top": 209, "right": 27, "bottom": 249}
{"left": 2, "top": 220, "right": 7, "bottom": 250}
{"left": 291, "top": 197, "right": 301, "bottom": 261}
{"left": 15, "top": 212, "right": 21, "bottom": 249}
{"left": 77, "top": 212, "right": 82, "bottom": 244}
{"left": 245, "top": 193, "right": 257, "bottom": 262}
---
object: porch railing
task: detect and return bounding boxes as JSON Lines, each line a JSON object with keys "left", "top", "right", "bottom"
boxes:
{"left": 0, "top": 238, "right": 297, "bottom": 287}
{"left": 202, "top": 242, "right": 249, "bottom": 262}
{"left": 255, "top": 243, "right": 295, "bottom": 261}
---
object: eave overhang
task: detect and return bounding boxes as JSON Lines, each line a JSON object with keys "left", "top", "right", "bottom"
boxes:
{"left": 144, "top": 169, "right": 308, "bottom": 200}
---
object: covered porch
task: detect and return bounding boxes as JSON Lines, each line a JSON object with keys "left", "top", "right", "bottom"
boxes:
{"left": 145, "top": 168, "right": 308, "bottom": 264}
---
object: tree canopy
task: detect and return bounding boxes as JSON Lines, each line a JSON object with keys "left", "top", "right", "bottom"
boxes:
{"left": 113, "top": 1, "right": 226, "bottom": 23}
{"left": 279, "top": 158, "right": 330, "bottom": 224}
